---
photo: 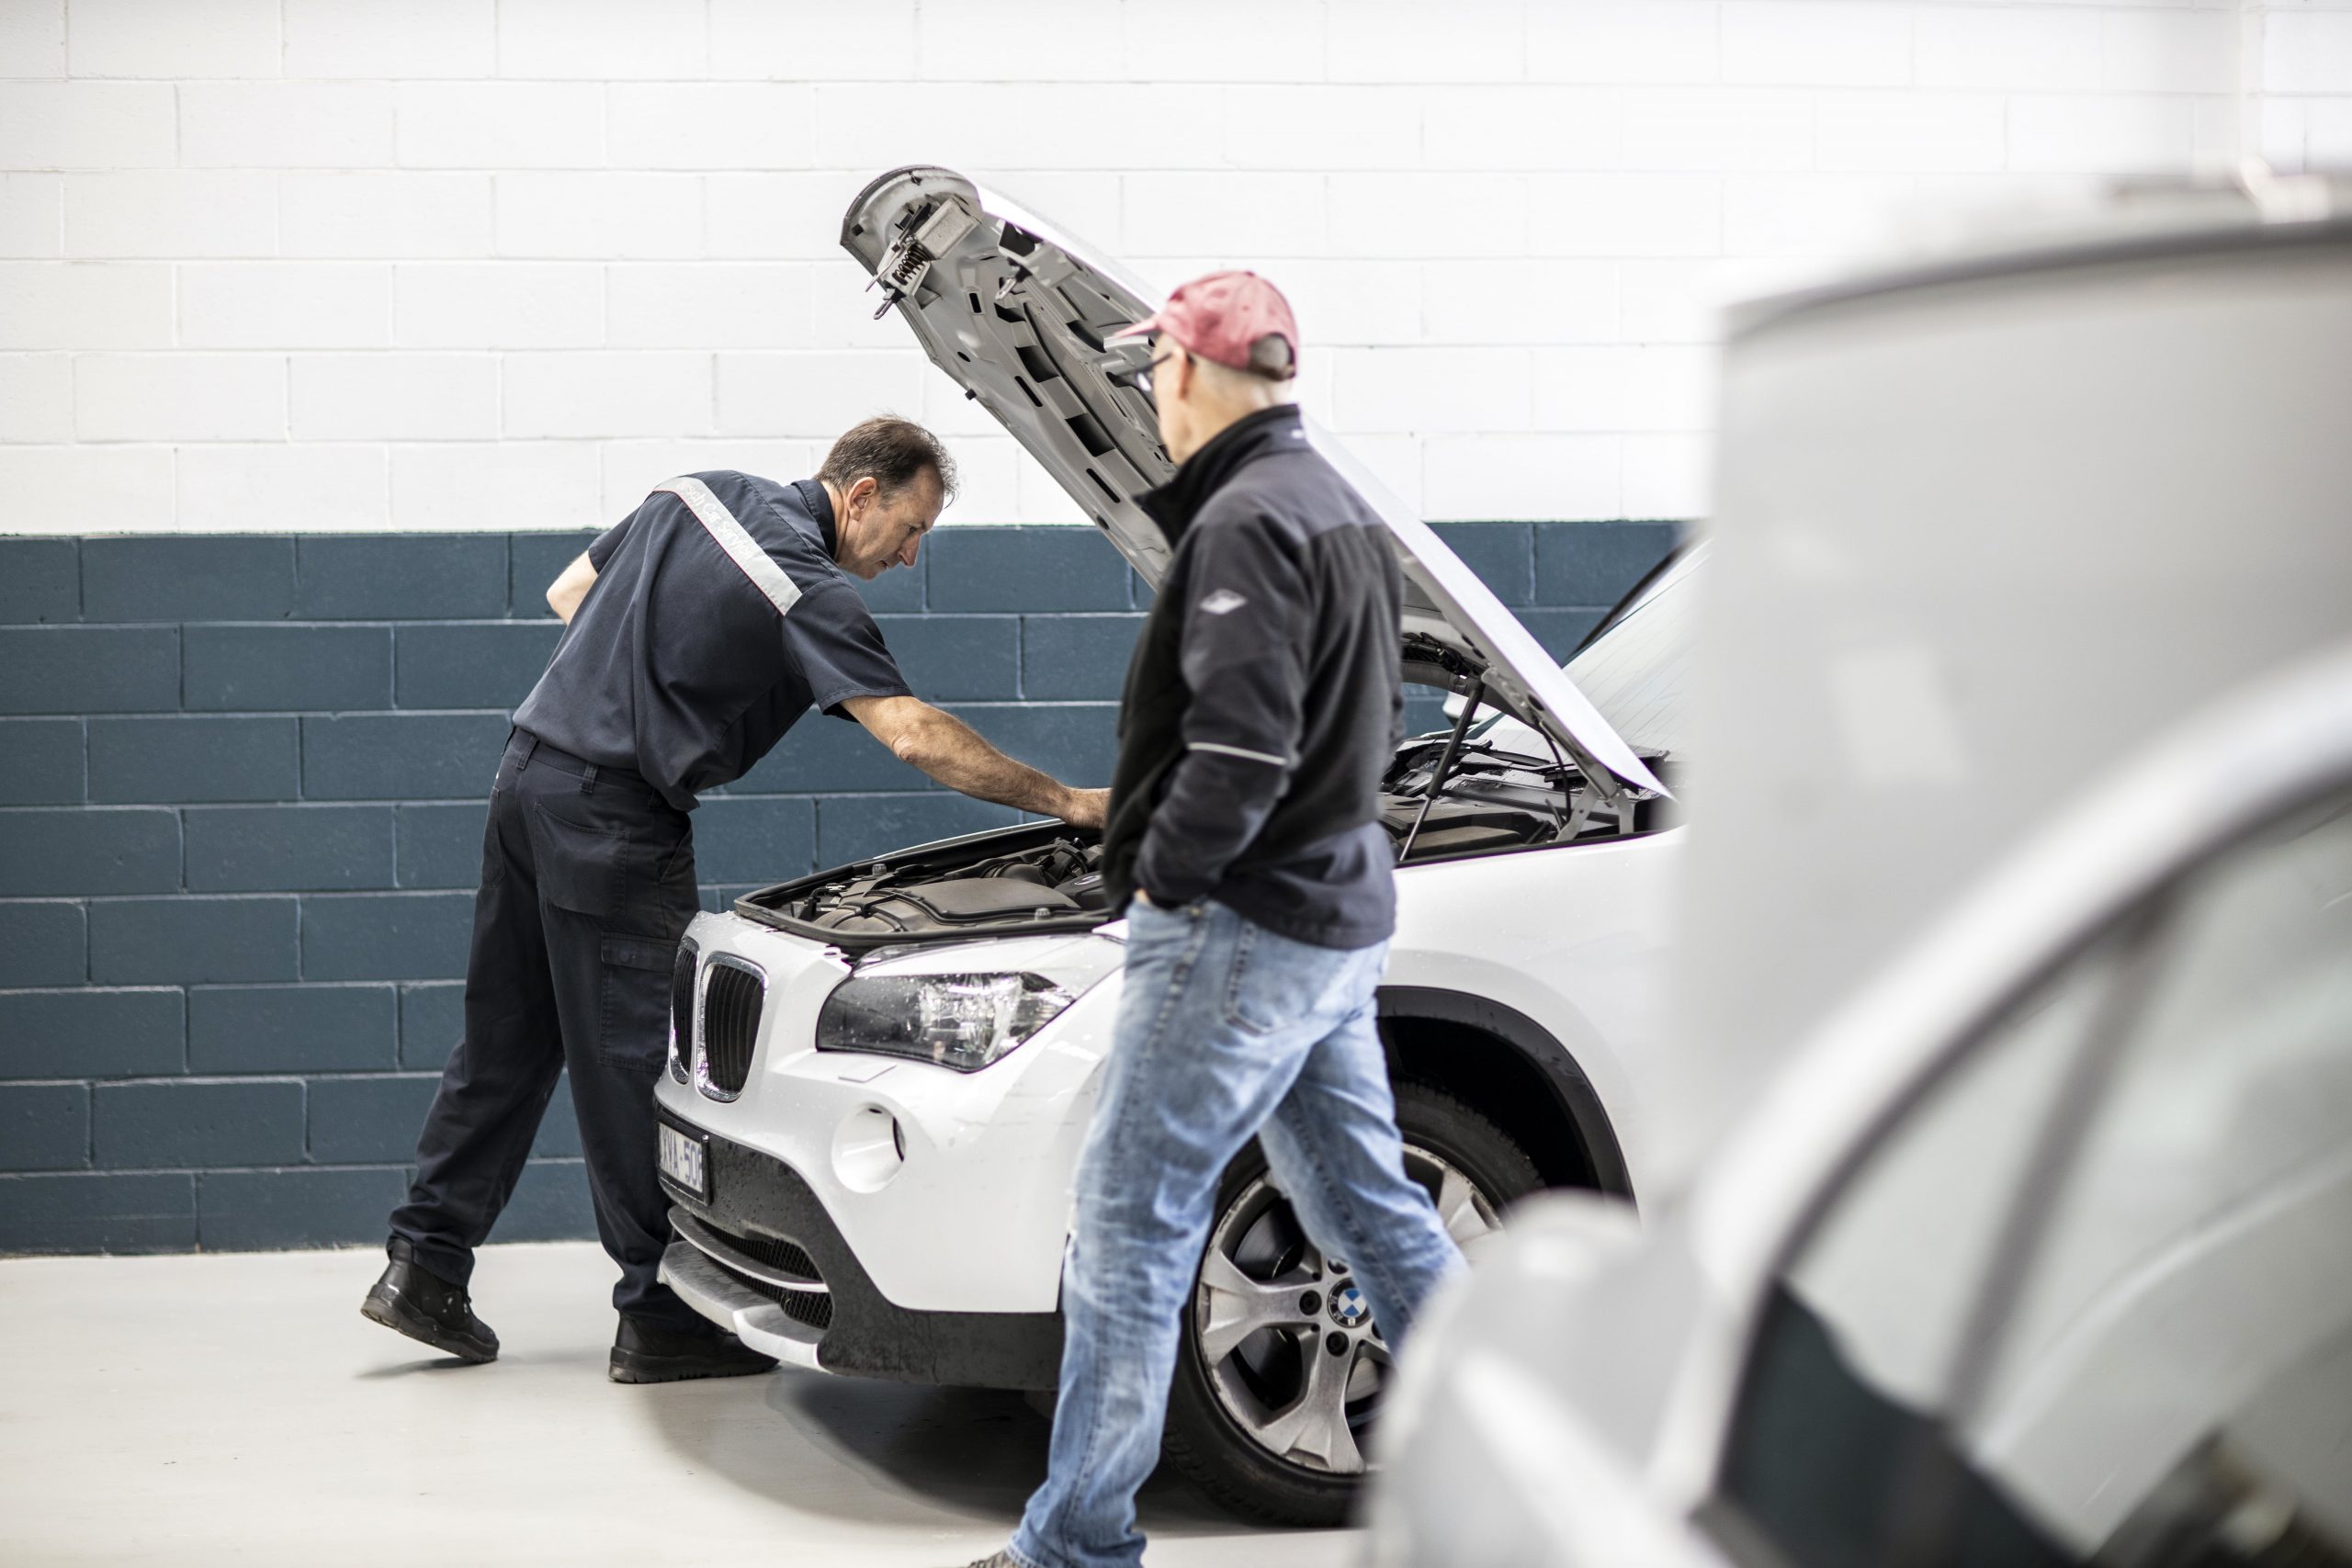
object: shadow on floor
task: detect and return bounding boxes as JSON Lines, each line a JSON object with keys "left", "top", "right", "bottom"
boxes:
{"left": 638, "top": 1370, "right": 1266, "bottom": 1538}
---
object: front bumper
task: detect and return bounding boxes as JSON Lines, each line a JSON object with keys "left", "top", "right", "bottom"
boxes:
{"left": 661, "top": 912, "right": 1119, "bottom": 1316}
{"left": 657, "top": 1111, "right": 1064, "bottom": 1391}
{"left": 662, "top": 1238, "right": 827, "bottom": 1370}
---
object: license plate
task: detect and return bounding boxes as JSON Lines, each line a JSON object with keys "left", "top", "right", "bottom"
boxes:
{"left": 657, "top": 1123, "right": 707, "bottom": 1198}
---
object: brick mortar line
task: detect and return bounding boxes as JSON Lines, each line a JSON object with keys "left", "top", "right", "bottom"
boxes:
{"left": 0, "top": 1159, "right": 582, "bottom": 1178}
{"left": 0, "top": 981, "right": 408, "bottom": 990}
{"left": 3, "top": 1072, "right": 439, "bottom": 1086}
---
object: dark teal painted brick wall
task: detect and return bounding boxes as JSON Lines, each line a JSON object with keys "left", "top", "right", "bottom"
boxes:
{"left": 0, "top": 521, "right": 1676, "bottom": 1255}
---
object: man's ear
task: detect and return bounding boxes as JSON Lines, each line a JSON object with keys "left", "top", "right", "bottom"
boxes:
{"left": 844, "top": 475, "right": 879, "bottom": 514}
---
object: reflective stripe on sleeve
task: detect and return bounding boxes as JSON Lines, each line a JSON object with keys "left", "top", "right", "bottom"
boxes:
{"left": 657, "top": 476, "right": 803, "bottom": 619}
{"left": 1186, "top": 740, "right": 1288, "bottom": 766}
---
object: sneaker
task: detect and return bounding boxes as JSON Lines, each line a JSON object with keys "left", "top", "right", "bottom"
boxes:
{"left": 607, "top": 1314, "right": 778, "bottom": 1384}
{"left": 360, "top": 1238, "right": 498, "bottom": 1364}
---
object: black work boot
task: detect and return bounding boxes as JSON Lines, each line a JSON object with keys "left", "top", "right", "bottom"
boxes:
{"left": 608, "top": 1314, "right": 778, "bottom": 1384}
{"left": 360, "top": 1238, "right": 499, "bottom": 1364}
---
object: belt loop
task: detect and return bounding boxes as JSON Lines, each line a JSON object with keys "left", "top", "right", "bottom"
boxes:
{"left": 517, "top": 733, "right": 539, "bottom": 771}
{"left": 581, "top": 761, "right": 599, "bottom": 795}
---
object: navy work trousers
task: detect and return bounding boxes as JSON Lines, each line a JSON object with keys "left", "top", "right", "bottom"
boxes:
{"left": 388, "top": 730, "right": 703, "bottom": 1328}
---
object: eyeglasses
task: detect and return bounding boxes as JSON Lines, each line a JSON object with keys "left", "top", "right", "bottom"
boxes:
{"left": 1133, "top": 349, "right": 1182, "bottom": 398}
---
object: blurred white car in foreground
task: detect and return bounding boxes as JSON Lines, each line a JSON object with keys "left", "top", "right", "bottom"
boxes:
{"left": 1372, "top": 643, "right": 2352, "bottom": 1566}
{"left": 1373, "top": 175, "right": 2352, "bottom": 1567}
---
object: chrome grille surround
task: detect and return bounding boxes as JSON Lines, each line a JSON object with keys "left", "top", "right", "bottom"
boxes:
{"left": 694, "top": 953, "right": 766, "bottom": 1101}
{"left": 666, "top": 938, "right": 697, "bottom": 1085}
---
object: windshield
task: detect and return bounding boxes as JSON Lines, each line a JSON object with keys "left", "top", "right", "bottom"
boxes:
{"left": 1472, "top": 546, "right": 1699, "bottom": 764}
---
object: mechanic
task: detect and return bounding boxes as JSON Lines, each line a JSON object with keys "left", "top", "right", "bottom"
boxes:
{"left": 363, "top": 417, "right": 1109, "bottom": 1385}
{"left": 970, "top": 276, "right": 1465, "bottom": 1568}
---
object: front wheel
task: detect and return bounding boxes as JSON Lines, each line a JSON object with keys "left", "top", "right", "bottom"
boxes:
{"left": 1162, "top": 1082, "right": 1543, "bottom": 1526}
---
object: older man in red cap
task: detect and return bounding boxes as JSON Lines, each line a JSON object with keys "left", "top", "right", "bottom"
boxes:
{"left": 964, "top": 274, "right": 1466, "bottom": 1568}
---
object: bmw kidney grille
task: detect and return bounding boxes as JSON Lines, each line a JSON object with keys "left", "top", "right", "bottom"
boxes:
{"left": 696, "top": 957, "right": 764, "bottom": 1100}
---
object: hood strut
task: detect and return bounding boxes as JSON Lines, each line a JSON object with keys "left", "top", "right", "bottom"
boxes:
{"left": 1399, "top": 678, "right": 1485, "bottom": 863}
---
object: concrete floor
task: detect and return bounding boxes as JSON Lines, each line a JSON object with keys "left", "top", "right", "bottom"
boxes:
{"left": 0, "top": 1241, "right": 1362, "bottom": 1567}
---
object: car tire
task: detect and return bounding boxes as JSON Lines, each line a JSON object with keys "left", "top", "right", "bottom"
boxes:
{"left": 1162, "top": 1081, "right": 1544, "bottom": 1527}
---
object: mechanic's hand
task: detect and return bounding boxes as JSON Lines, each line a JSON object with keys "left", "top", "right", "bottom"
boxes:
{"left": 1057, "top": 786, "right": 1111, "bottom": 829}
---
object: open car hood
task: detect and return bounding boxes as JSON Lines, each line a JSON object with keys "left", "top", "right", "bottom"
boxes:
{"left": 842, "top": 166, "right": 1666, "bottom": 799}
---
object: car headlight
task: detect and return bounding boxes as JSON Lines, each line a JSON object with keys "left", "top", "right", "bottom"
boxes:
{"left": 816, "top": 971, "right": 1078, "bottom": 1072}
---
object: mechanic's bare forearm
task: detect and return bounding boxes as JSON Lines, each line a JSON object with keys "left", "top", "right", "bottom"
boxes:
{"left": 858, "top": 698, "right": 1077, "bottom": 818}
{"left": 906, "top": 710, "right": 1077, "bottom": 815}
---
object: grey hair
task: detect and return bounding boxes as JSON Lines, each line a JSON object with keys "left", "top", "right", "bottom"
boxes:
{"left": 817, "top": 415, "right": 958, "bottom": 502}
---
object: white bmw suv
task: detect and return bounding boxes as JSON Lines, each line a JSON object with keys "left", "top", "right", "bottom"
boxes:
{"left": 651, "top": 167, "right": 1689, "bottom": 1524}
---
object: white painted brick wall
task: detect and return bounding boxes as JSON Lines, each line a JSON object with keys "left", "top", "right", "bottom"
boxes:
{"left": 0, "top": 82, "right": 175, "bottom": 167}
{"left": 708, "top": 0, "right": 916, "bottom": 76}
{"left": 395, "top": 263, "right": 603, "bottom": 348}
{"left": 180, "top": 83, "right": 400, "bottom": 170}
{"left": 180, "top": 264, "right": 393, "bottom": 349}
{"left": 0, "top": 4, "right": 65, "bottom": 78}
{"left": 605, "top": 264, "right": 813, "bottom": 348}
{"left": 279, "top": 173, "right": 493, "bottom": 258}
{"left": 1916, "top": 8, "right": 2104, "bottom": 92}
{"left": 492, "top": 173, "right": 700, "bottom": 257}
{"left": 74, "top": 353, "right": 287, "bottom": 441}
{"left": 177, "top": 441, "right": 387, "bottom": 530}
{"left": 0, "top": 0, "right": 2341, "bottom": 533}
{"left": 282, "top": 0, "right": 497, "bottom": 81}
{"left": 396, "top": 83, "right": 605, "bottom": 168}
{"left": 0, "top": 173, "right": 61, "bottom": 254}
{"left": 496, "top": 0, "right": 708, "bottom": 82}
{"left": 605, "top": 84, "right": 812, "bottom": 170}
{"left": 0, "top": 352, "right": 74, "bottom": 442}
{"left": 64, "top": 171, "right": 277, "bottom": 257}
{"left": 1618, "top": 88, "right": 1815, "bottom": 172}
{"left": 503, "top": 349, "right": 712, "bottom": 439}
{"left": 1328, "top": 1, "right": 1527, "bottom": 85}
{"left": 0, "top": 261, "right": 172, "bottom": 348}
{"left": 594, "top": 435, "right": 815, "bottom": 518}
{"left": 715, "top": 350, "right": 930, "bottom": 438}
{"left": 1, "top": 443, "right": 175, "bottom": 528}
{"left": 68, "top": 0, "right": 279, "bottom": 80}
{"left": 393, "top": 439, "right": 602, "bottom": 530}
{"left": 1527, "top": 4, "right": 1721, "bottom": 86}
{"left": 290, "top": 353, "right": 500, "bottom": 441}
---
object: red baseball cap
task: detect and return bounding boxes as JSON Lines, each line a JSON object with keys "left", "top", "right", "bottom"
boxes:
{"left": 1114, "top": 270, "right": 1299, "bottom": 378}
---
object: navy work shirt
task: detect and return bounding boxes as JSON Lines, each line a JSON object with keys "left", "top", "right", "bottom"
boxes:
{"left": 512, "top": 471, "right": 911, "bottom": 812}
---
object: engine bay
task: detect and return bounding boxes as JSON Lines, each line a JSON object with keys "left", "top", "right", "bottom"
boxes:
{"left": 738, "top": 737, "right": 1670, "bottom": 952}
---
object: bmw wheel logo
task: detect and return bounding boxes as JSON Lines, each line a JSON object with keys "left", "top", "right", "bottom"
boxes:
{"left": 1328, "top": 1284, "right": 1369, "bottom": 1328}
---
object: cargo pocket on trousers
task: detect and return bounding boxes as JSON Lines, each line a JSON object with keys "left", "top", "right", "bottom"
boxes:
{"left": 598, "top": 933, "right": 676, "bottom": 1074}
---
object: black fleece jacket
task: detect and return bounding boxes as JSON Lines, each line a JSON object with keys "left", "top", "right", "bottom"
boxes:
{"left": 1102, "top": 405, "right": 1404, "bottom": 950}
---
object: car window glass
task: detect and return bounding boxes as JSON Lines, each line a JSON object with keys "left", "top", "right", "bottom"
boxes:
{"left": 1714, "top": 938, "right": 2123, "bottom": 1568}
{"left": 1961, "top": 794, "right": 2352, "bottom": 1564}
{"left": 1476, "top": 547, "right": 1699, "bottom": 761}
{"left": 1781, "top": 975, "right": 2099, "bottom": 1408}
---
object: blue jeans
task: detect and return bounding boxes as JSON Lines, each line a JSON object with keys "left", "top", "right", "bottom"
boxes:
{"left": 1010, "top": 898, "right": 1466, "bottom": 1568}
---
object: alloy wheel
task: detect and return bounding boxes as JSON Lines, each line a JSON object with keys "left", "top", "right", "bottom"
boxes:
{"left": 1190, "top": 1145, "right": 1498, "bottom": 1476}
